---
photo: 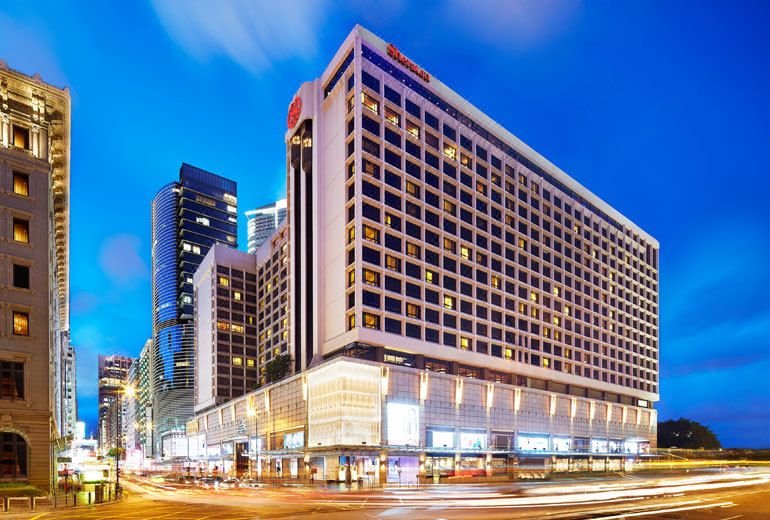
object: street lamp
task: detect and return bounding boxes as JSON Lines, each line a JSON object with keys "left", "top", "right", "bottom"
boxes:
{"left": 246, "top": 405, "right": 256, "bottom": 479}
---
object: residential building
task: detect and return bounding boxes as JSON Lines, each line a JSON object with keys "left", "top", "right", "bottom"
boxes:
{"left": 245, "top": 199, "right": 287, "bottom": 253}
{"left": 97, "top": 354, "right": 133, "bottom": 455}
{"left": 193, "top": 226, "right": 289, "bottom": 414}
{"left": 187, "top": 25, "right": 659, "bottom": 481}
{"left": 0, "top": 61, "right": 70, "bottom": 489}
{"left": 151, "top": 163, "right": 237, "bottom": 458}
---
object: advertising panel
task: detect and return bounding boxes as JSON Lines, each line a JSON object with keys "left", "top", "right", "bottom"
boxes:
{"left": 460, "top": 431, "right": 487, "bottom": 450}
{"left": 387, "top": 402, "right": 420, "bottom": 446}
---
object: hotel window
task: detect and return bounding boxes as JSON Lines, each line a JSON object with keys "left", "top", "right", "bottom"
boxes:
{"left": 363, "top": 224, "right": 380, "bottom": 243}
{"left": 231, "top": 324, "right": 244, "bottom": 333}
{"left": 12, "top": 265, "right": 30, "bottom": 290}
{"left": 361, "top": 92, "right": 379, "bottom": 114}
{"left": 218, "top": 276, "right": 229, "bottom": 286}
{"left": 406, "top": 242, "right": 421, "bottom": 258}
{"left": 444, "top": 295, "right": 456, "bottom": 310}
{"left": 460, "top": 246, "right": 470, "bottom": 259}
{"left": 12, "top": 219, "right": 29, "bottom": 244}
{"left": 460, "top": 337, "right": 471, "bottom": 350}
{"left": 405, "top": 180, "right": 420, "bottom": 198}
{"left": 348, "top": 270, "right": 355, "bottom": 287}
{"left": 233, "top": 291, "right": 242, "bottom": 301}
{"left": 385, "top": 106, "right": 400, "bottom": 127}
{"left": 491, "top": 275, "right": 500, "bottom": 289}
{"left": 12, "top": 311, "right": 29, "bottom": 336}
{"left": 505, "top": 348, "right": 513, "bottom": 360}
{"left": 347, "top": 226, "right": 355, "bottom": 244}
{"left": 12, "top": 126, "right": 29, "bottom": 149}
{"left": 443, "top": 199, "right": 456, "bottom": 215}
{"left": 553, "top": 286, "right": 561, "bottom": 296}
{"left": 363, "top": 312, "right": 380, "bottom": 330}
{"left": 246, "top": 359, "right": 255, "bottom": 367}
{"left": 406, "top": 120, "right": 420, "bottom": 138}
{"left": 406, "top": 303, "right": 421, "bottom": 319}
{"left": 443, "top": 237, "right": 456, "bottom": 254}
{"left": 385, "top": 255, "right": 400, "bottom": 272}
{"left": 443, "top": 143, "right": 457, "bottom": 160}
{"left": 363, "top": 268, "right": 380, "bottom": 286}
{"left": 217, "top": 321, "right": 229, "bottom": 331}
{"left": 232, "top": 357, "right": 243, "bottom": 366}
{"left": 518, "top": 238, "right": 527, "bottom": 250}
{"left": 348, "top": 313, "right": 356, "bottom": 330}
{"left": 425, "top": 270, "right": 438, "bottom": 285}
{"left": 0, "top": 361, "right": 24, "bottom": 399}
{"left": 12, "top": 172, "right": 29, "bottom": 197}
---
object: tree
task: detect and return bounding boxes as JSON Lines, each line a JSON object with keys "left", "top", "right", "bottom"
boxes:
{"left": 264, "top": 354, "right": 293, "bottom": 384}
{"left": 658, "top": 418, "right": 721, "bottom": 449}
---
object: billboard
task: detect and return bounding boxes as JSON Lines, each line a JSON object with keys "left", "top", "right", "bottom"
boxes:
{"left": 387, "top": 403, "right": 420, "bottom": 446}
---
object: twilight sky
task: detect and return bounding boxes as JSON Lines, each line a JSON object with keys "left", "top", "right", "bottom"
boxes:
{"left": 2, "top": 1, "right": 769, "bottom": 448}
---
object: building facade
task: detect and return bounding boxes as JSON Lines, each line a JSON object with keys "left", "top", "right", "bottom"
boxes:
{"left": 193, "top": 226, "right": 289, "bottom": 413}
{"left": 245, "top": 199, "right": 287, "bottom": 253}
{"left": 60, "top": 340, "right": 77, "bottom": 438}
{"left": 151, "top": 163, "right": 238, "bottom": 458}
{"left": 187, "top": 25, "right": 659, "bottom": 481}
{"left": 97, "top": 355, "right": 133, "bottom": 455}
{"left": 0, "top": 61, "right": 70, "bottom": 489}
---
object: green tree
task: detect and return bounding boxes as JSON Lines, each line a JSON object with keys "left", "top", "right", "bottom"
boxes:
{"left": 264, "top": 354, "right": 293, "bottom": 384}
{"left": 658, "top": 418, "right": 721, "bottom": 449}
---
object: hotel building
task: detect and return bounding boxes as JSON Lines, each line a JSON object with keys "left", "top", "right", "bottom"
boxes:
{"left": 151, "top": 164, "right": 238, "bottom": 458}
{"left": 186, "top": 26, "right": 659, "bottom": 482}
{"left": 0, "top": 62, "right": 70, "bottom": 489}
{"left": 245, "top": 199, "right": 287, "bottom": 253}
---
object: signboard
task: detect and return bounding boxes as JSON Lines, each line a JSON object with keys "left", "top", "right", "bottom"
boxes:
{"left": 387, "top": 44, "right": 430, "bottom": 82}
{"left": 460, "top": 432, "right": 486, "bottom": 450}
{"left": 283, "top": 431, "right": 305, "bottom": 449}
{"left": 387, "top": 402, "right": 420, "bottom": 446}
{"left": 287, "top": 96, "right": 302, "bottom": 129}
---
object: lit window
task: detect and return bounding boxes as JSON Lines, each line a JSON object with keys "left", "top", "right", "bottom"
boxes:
{"left": 476, "top": 182, "right": 486, "bottom": 195}
{"left": 197, "top": 217, "right": 210, "bottom": 226}
{"left": 460, "top": 153, "right": 472, "bottom": 167}
{"left": 406, "top": 242, "right": 420, "bottom": 258}
{"left": 553, "top": 287, "right": 561, "bottom": 296}
{"left": 553, "top": 317, "right": 561, "bottom": 326}
{"left": 218, "top": 277, "right": 229, "bottom": 287}
{"left": 227, "top": 205, "right": 237, "bottom": 214}
{"left": 12, "top": 172, "right": 29, "bottom": 197}
{"left": 361, "top": 92, "right": 379, "bottom": 114}
{"left": 348, "top": 270, "right": 355, "bottom": 287}
{"left": 233, "top": 291, "right": 242, "bottom": 301}
{"left": 443, "top": 200, "right": 456, "bottom": 214}
{"left": 443, "top": 143, "right": 456, "bottom": 160}
{"left": 363, "top": 312, "right": 380, "bottom": 329}
{"left": 12, "top": 311, "right": 29, "bottom": 336}
{"left": 12, "top": 126, "right": 29, "bottom": 149}
{"left": 505, "top": 348, "right": 513, "bottom": 360}
{"left": 564, "top": 306, "right": 571, "bottom": 316}
{"left": 12, "top": 219, "right": 29, "bottom": 243}
{"left": 405, "top": 181, "right": 420, "bottom": 197}
{"left": 385, "top": 255, "right": 400, "bottom": 272}
{"left": 363, "top": 268, "right": 380, "bottom": 286}
{"left": 217, "top": 321, "right": 229, "bottom": 331}
{"left": 385, "top": 107, "right": 400, "bottom": 127}
{"left": 406, "top": 303, "right": 420, "bottom": 319}
{"left": 443, "top": 296, "right": 455, "bottom": 310}
{"left": 232, "top": 357, "right": 243, "bottom": 366}
{"left": 231, "top": 324, "right": 244, "bottom": 333}
{"left": 425, "top": 270, "right": 436, "bottom": 284}
{"left": 543, "top": 358, "right": 550, "bottom": 368}
{"left": 348, "top": 314, "right": 356, "bottom": 330}
{"left": 518, "top": 303, "right": 527, "bottom": 313}
{"left": 347, "top": 226, "right": 355, "bottom": 244}
{"left": 183, "top": 242, "right": 192, "bottom": 252}
{"left": 530, "top": 291, "right": 538, "bottom": 302}
{"left": 518, "top": 238, "right": 527, "bottom": 250}
{"left": 518, "top": 173, "right": 527, "bottom": 186}
{"left": 443, "top": 238, "right": 456, "bottom": 253}
{"left": 246, "top": 359, "right": 255, "bottom": 367}
{"left": 363, "top": 224, "right": 380, "bottom": 243}
{"left": 543, "top": 327, "right": 551, "bottom": 338}
{"left": 491, "top": 275, "right": 500, "bottom": 289}
{"left": 460, "top": 337, "right": 471, "bottom": 350}
{"left": 384, "top": 214, "right": 393, "bottom": 228}
{"left": 460, "top": 246, "right": 470, "bottom": 259}
{"left": 406, "top": 120, "right": 420, "bottom": 138}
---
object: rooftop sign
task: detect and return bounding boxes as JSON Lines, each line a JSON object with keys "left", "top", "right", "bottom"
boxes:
{"left": 387, "top": 44, "right": 430, "bottom": 83}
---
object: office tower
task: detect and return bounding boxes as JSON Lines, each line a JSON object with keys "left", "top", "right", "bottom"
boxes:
{"left": 151, "top": 163, "right": 237, "bottom": 458}
{"left": 186, "top": 26, "right": 659, "bottom": 482}
{"left": 136, "top": 340, "right": 153, "bottom": 457}
{"left": 245, "top": 199, "right": 287, "bottom": 253}
{"left": 0, "top": 61, "right": 70, "bottom": 489}
{"left": 61, "top": 341, "right": 77, "bottom": 438}
{"left": 193, "top": 227, "right": 289, "bottom": 413}
{"left": 97, "top": 355, "right": 133, "bottom": 455}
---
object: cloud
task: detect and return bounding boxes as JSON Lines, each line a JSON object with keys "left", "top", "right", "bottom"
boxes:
{"left": 98, "top": 234, "right": 149, "bottom": 287}
{"left": 150, "top": 0, "right": 328, "bottom": 74}
{"left": 442, "top": 0, "right": 580, "bottom": 49}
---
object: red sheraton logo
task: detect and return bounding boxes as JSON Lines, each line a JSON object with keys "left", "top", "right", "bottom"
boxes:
{"left": 287, "top": 96, "right": 302, "bottom": 129}
{"left": 387, "top": 44, "right": 430, "bottom": 83}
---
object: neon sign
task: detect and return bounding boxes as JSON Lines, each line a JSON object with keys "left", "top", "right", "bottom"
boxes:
{"left": 387, "top": 44, "right": 430, "bottom": 82}
{"left": 287, "top": 96, "right": 302, "bottom": 129}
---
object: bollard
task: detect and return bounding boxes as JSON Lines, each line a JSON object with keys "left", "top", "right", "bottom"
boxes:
{"left": 88, "top": 492, "right": 91, "bottom": 505}
{"left": 73, "top": 493, "right": 77, "bottom": 507}
{"left": 109, "top": 487, "right": 112, "bottom": 501}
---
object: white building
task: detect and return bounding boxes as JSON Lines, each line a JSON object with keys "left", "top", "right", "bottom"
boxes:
{"left": 245, "top": 199, "right": 287, "bottom": 253}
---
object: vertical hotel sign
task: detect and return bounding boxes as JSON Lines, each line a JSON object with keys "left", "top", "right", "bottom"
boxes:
{"left": 387, "top": 44, "right": 430, "bottom": 82}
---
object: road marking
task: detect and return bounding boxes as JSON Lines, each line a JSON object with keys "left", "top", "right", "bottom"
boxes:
{"left": 29, "top": 514, "right": 51, "bottom": 520}
{"left": 721, "top": 516, "right": 743, "bottom": 520}
{"left": 582, "top": 501, "right": 735, "bottom": 520}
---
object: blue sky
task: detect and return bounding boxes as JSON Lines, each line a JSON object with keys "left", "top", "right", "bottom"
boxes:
{"left": 2, "top": 1, "right": 769, "bottom": 447}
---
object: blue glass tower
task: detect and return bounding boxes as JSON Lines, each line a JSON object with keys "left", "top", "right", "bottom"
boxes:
{"left": 151, "top": 164, "right": 237, "bottom": 458}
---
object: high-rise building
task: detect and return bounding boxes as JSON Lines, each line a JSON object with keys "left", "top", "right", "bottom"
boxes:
{"left": 151, "top": 163, "right": 237, "bottom": 458}
{"left": 61, "top": 340, "right": 77, "bottom": 438}
{"left": 136, "top": 339, "right": 153, "bottom": 457}
{"left": 185, "top": 26, "right": 659, "bottom": 482}
{"left": 193, "top": 227, "right": 289, "bottom": 413}
{"left": 0, "top": 61, "right": 70, "bottom": 489}
{"left": 97, "top": 355, "right": 133, "bottom": 455}
{"left": 245, "top": 199, "right": 287, "bottom": 253}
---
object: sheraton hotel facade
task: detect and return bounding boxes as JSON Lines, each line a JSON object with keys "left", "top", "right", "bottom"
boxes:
{"left": 186, "top": 26, "right": 659, "bottom": 483}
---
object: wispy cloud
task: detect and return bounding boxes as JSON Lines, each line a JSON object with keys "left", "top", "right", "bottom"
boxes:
{"left": 442, "top": 0, "right": 580, "bottom": 49}
{"left": 150, "top": 0, "right": 328, "bottom": 74}
{"left": 98, "top": 234, "right": 149, "bottom": 287}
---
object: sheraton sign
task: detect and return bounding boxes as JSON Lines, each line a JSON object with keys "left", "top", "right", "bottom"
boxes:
{"left": 387, "top": 44, "right": 430, "bottom": 83}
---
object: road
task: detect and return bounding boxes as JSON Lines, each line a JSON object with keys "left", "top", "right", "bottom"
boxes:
{"left": 17, "top": 468, "right": 770, "bottom": 519}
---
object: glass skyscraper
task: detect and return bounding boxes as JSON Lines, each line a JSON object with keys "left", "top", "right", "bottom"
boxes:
{"left": 151, "top": 163, "right": 237, "bottom": 458}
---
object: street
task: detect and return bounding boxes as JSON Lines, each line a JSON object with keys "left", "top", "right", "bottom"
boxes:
{"left": 16, "top": 468, "right": 770, "bottom": 519}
